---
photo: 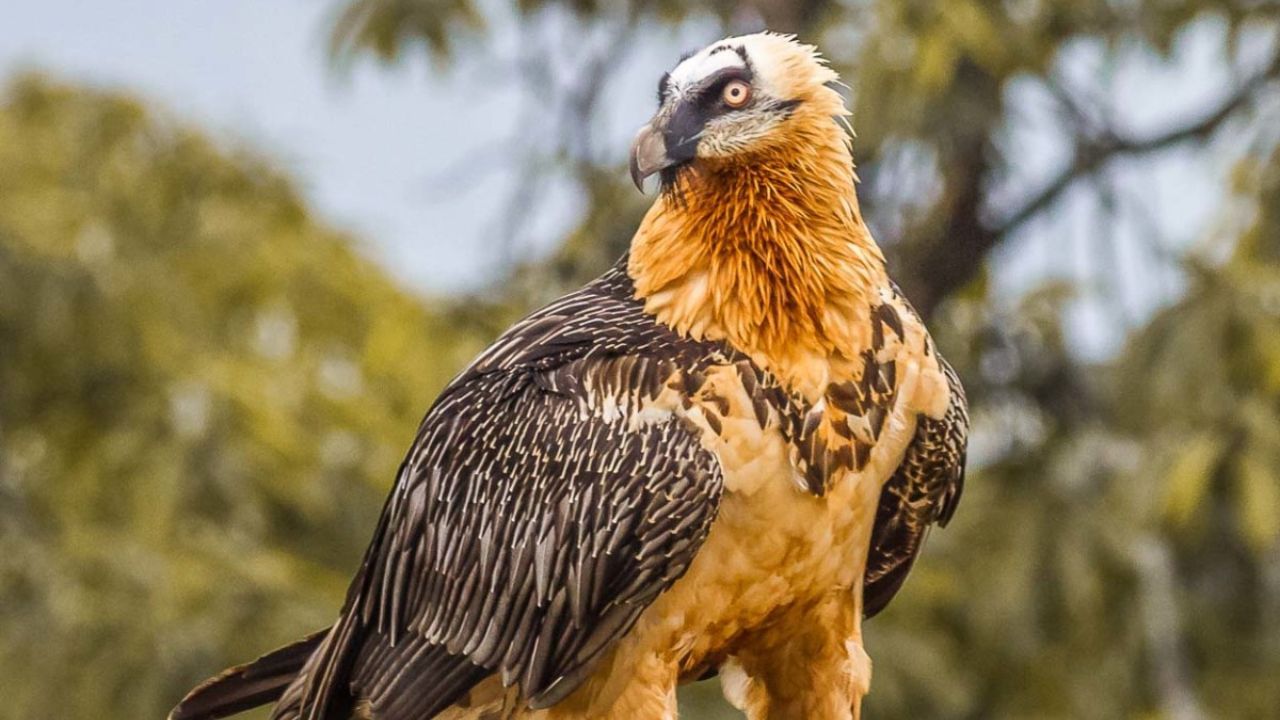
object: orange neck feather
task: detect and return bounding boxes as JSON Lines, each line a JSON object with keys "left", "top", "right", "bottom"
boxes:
{"left": 628, "top": 112, "right": 888, "bottom": 394}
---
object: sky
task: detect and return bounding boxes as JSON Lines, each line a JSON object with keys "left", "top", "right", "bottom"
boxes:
{"left": 1, "top": 0, "right": 521, "bottom": 292}
{"left": 0, "top": 1, "right": 1252, "bottom": 355}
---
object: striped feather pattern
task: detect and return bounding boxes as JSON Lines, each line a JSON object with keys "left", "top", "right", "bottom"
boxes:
{"left": 864, "top": 357, "right": 968, "bottom": 618}
{"left": 279, "top": 260, "right": 733, "bottom": 719}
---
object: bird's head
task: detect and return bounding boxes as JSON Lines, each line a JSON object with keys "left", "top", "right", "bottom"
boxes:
{"left": 627, "top": 34, "right": 884, "bottom": 396}
{"left": 630, "top": 32, "right": 846, "bottom": 193}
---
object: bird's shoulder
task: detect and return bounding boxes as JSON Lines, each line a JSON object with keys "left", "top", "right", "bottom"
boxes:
{"left": 457, "top": 259, "right": 725, "bottom": 384}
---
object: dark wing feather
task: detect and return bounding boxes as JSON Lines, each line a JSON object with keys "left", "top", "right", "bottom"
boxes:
{"left": 169, "top": 630, "right": 328, "bottom": 720}
{"left": 282, "top": 262, "right": 727, "bottom": 719}
{"left": 863, "top": 357, "right": 967, "bottom": 618}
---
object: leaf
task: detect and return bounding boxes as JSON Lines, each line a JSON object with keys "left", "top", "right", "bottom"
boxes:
{"left": 1235, "top": 452, "right": 1280, "bottom": 553}
{"left": 915, "top": 30, "right": 959, "bottom": 91}
{"left": 1162, "top": 433, "right": 1225, "bottom": 528}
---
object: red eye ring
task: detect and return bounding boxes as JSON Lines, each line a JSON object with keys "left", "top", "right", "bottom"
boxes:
{"left": 722, "top": 80, "right": 752, "bottom": 108}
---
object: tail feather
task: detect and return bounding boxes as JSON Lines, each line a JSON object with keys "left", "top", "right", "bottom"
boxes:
{"left": 170, "top": 629, "right": 329, "bottom": 720}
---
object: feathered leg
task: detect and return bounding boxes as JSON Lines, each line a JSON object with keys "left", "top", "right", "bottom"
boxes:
{"left": 721, "top": 593, "right": 868, "bottom": 720}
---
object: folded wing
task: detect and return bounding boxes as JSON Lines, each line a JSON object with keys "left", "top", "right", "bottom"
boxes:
{"left": 285, "top": 266, "right": 728, "bottom": 720}
{"left": 864, "top": 358, "right": 968, "bottom": 618}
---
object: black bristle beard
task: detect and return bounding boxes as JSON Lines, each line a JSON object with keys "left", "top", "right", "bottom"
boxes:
{"left": 658, "top": 164, "right": 692, "bottom": 207}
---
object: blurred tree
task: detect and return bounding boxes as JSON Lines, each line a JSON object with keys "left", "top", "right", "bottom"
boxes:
{"left": 0, "top": 76, "right": 491, "bottom": 719}
{"left": 1, "top": 0, "right": 1278, "bottom": 718}
{"left": 329, "top": 0, "right": 1280, "bottom": 316}
{"left": 327, "top": 1, "right": 1280, "bottom": 719}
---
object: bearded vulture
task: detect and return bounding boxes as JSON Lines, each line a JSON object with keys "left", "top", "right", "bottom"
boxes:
{"left": 171, "top": 32, "right": 967, "bottom": 720}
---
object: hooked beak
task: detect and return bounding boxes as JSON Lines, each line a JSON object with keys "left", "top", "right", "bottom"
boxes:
{"left": 629, "top": 123, "right": 676, "bottom": 192}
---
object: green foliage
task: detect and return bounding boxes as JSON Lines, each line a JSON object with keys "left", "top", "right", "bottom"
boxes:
{"left": 3, "top": 0, "right": 1280, "bottom": 718}
{"left": 0, "top": 76, "right": 488, "bottom": 719}
{"left": 330, "top": 0, "right": 488, "bottom": 66}
{"left": 854, "top": 147, "right": 1280, "bottom": 718}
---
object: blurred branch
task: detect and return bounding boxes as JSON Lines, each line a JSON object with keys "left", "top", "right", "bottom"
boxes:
{"left": 747, "top": 0, "right": 834, "bottom": 34}
{"left": 901, "top": 51, "right": 1280, "bottom": 318}
{"left": 890, "top": 59, "right": 1001, "bottom": 319}
{"left": 1132, "top": 536, "right": 1207, "bottom": 720}
{"left": 996, "top": 52, "right": 1280, "bottom": 240}
{"left": 490, "top": 6, "right": 643, "bottom": 266}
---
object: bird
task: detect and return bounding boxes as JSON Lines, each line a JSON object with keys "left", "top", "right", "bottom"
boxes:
{"left": 170, "top": 31, "right": 967, "bottom": 720}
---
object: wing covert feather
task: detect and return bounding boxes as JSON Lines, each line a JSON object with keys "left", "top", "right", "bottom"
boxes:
{"left": 315, "top": 264, "right": 727, "bottom": 718}
{"left": 863, "top": 357, "right": 967, "bottom": 618}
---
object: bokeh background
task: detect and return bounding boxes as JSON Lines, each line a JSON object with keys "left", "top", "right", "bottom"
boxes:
{"left": 2, "top": 1, "right": 1279, "bottom": 718}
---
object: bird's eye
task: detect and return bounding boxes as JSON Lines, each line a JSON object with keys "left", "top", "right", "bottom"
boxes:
{"left": 722, "top": 80, "right": 752, "bottom": 108}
